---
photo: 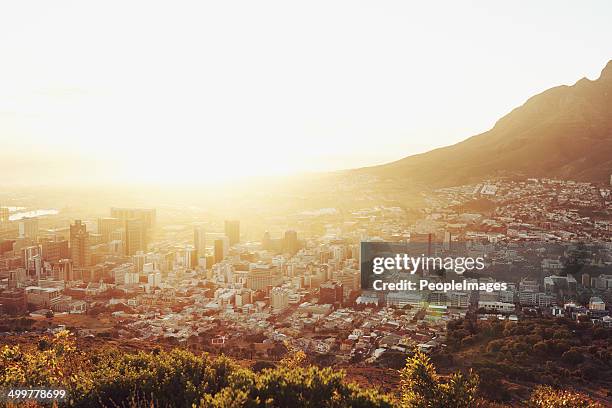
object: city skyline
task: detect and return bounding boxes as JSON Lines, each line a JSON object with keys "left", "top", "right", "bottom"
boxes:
{"left": 1, "top": 176, "right": 611, "bottom": 406}
{"left": 1, "top": 3, "right": 611, "bottom": 406}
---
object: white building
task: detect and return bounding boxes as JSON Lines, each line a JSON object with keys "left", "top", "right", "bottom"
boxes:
{"left": 147, "top": 271, "right": 162, "bottom": 288}
{"left": 271, "top": 287, "right": 290, "bottom": 312}
{"left": 25, "top": 286, "right": 61, "bottom": 308}
{"left": 478, "top": 301, "right": 515, "bottom": 313}
{"left": 589, "top": 297, "right": 606, "bottom": 311}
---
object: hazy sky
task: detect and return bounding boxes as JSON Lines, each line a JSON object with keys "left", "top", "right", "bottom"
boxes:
{"left": 1, "top": 1, "right": 611, "bottom": 185}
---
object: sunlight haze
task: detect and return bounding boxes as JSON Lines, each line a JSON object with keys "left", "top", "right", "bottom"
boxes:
{"left": 1, "top": 1, "right": 611, "bottom": 185}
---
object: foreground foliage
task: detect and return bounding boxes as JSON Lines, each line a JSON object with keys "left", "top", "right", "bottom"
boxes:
{"left": 0, "top": 331, "right": 391, "bottom": 407}
{"left": 0, "top": 331, "right": 606, "bottom": 407}
{"left": 399, "top": 350, "right": 479, "bottom": 408}
{"left": 527, "top": 386, "right": 604, "bottom": 408}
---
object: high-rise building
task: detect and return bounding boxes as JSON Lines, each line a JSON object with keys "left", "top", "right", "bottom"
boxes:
{"left": 224, "top": 220, "right": 240, "bottom": 246}
{"left": 110, "top": 207, "right": 156, "bottom": 251}
{"left": 147, "top": 271, "right": 162, "bottom": 288}
{"left": 70, "top": 220, "right": 91, "bottom": 268}
{"left": 40, "top": 239, "right": 69, "bottom": 262}
{"left": 110, "top": 207, "right": 156, "bottom": 228}
{"left": 22, "top": 245, "right": 42, "bottom": 279}
{"left": 262, "top": 231, "right": 272, "bottom": 250}
{"left": 132, "top": 251, "right": 146, "bottom": 272}
{"left": 283, "top": 230, "right": 299, "bottom": 255}
{"left": 184, "top": 245, "right": 197, "bottom": 269}
{"left": 125, "top": 218, "right": 146, "bottom": 256}
{"left": 8, "top": 269, "right": 27, "bottom": 289}
{"left": 0, "top": 207, "right": 9, "bottom": 224}
{"left": 98, "top": 217, "right": 122, "bottom": 242}
{"left": 52, "top": 259, "right": 73, "bottom": 281}
{"left": 214, "top": 239, "right": 225, "bottom": 264}
{"left": 443, "top": 231, "right": 452, "bottom": 251}
{"left": 19, "top": 217, "right": 39, "bottom": 241}
{"left": 271, "top": 287, "right": 289, "bottom": 312}
{"left": 194, "top": 225, "right": 206, "bottom": 258}
{"left": 319, "top": 281, "right": 344, "bottom": 304}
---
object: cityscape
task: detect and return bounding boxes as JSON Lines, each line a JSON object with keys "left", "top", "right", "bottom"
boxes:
{"left": 1, "top": 174, "right": 611, "bottom": 405}
{"left": 1, "top": 2, "right": 612, "bottom": 407}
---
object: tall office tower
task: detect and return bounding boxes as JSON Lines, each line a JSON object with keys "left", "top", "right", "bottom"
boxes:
{"left": 0, "top": 207, "right": 8, "bottom": 224}
{"left": 19, "top": 217, "right": 39, "bottom": 241}
{"left": 147, "top": 271, "right": 162, "bottom": 288}
{"left": 70, "top": 220, "right": 91, "bottom": 268}
{"left": 443, "top": 231, "right": 452, "bottom": 251}
{"left": 98, "top": 217, "right": 122, "bottom": 242}
{"left": 194, "top": 225, "right": 206, "bottom": 258}
{"left": 224, "top": 220, "right": 240, "bottom": 246}
{"left": 319, "top": 281, "right": 344, "bottom": 304}
{"left": 214, "top": 239, "right": 225, "bottom": 264}
{"left": 132, "top": 251, "right": 146, "bottom": 272}
{"left": 331, "top": 245, "right": 345, "bottom": 262}
{"left": 8, "top": 269, "right": 18, "bottom": 289}
{"left": 125, "top": 218, "right": 147, "bottom": 256}
{"left": 262, "top": 231, "right": 272, "bottom": 250}
{"left": 110, "top": 207, "right": 156, "bottom": 228}
{"left": 22, "top": 245, "right": 42, "bottom": 278}
{"left": 222, "top": 236, "right": 229, "bottom": 255}
{"left": 184, "top": 245, "right": 197, "bottom": 269}
{"left": 40, "top": 239, "right": 69, "bottom": 262}
{"left": 52, "top": 259, "right": 73, "bottom": 281}
{"left": 283, "top": 230, "right": 299, "bottom": 255}
{"left": 110, "top": 228, "right": 125, "bottom": 242}
{"left": 110, "top": 207, "right": 156, "bottom": 250}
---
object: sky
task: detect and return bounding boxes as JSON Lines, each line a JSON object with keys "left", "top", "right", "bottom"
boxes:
{"left": 1, "top": 1, "right": 611, "bottom": 186}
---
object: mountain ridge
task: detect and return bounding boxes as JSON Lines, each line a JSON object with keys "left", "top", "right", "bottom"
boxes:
{"left": 353, "top": 60, "right": 612, "bottom": 187}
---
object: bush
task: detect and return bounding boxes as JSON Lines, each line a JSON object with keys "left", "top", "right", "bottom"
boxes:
{"left": 528, "top": 385, "right": 604, "bottom": 408}
{"left": 561, "top": 348, "right": 584, "bottom": 365}
{"left": 399, "top": 350, "right": 479, "bottom": 408}
{"left": 1, "top": 332, "right": 393, "bottom": 408}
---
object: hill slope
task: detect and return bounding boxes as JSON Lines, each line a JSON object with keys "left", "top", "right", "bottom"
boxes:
{"left": 356, "top": 60, "right": 612, "bottom": 187}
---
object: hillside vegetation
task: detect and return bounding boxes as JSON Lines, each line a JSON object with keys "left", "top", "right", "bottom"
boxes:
{"left": 0, "top": 330, "right": 605, "bottom": 407}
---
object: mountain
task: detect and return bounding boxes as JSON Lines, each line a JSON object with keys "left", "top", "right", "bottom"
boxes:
{"left": 355, "top": 60, "right": 612, "bottom": 187}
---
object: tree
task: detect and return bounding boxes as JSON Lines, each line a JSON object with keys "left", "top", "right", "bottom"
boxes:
{"left": 439, "top": 371, "right": 480, "bottom": 408}
{"left": 399, "top": 351, "right": 440, "bottom": 408}
{"left": 399, "top": 350, "right": 479, "bottom": 408}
